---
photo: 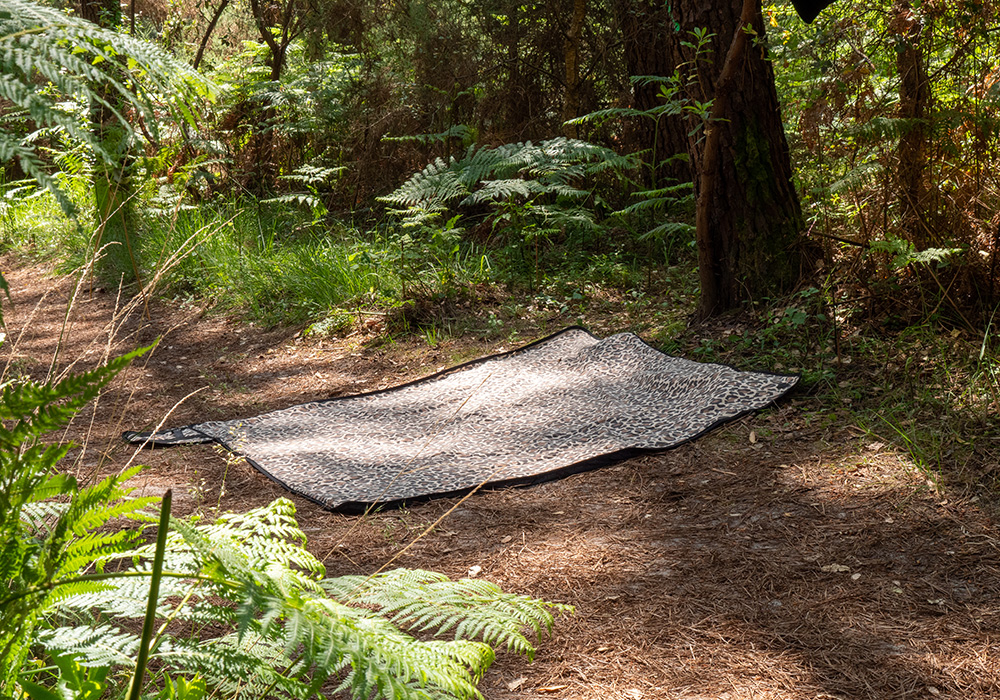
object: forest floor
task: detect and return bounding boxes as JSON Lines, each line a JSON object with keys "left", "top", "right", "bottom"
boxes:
{"left": 4, "top": 256, "right": 1000, "bottom": 700}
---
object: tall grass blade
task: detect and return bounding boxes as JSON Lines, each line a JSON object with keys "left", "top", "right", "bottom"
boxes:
{"left": 127, "top": 489, "right": 172, "bottom": 700}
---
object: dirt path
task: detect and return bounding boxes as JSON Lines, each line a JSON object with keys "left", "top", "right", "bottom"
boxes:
{"left": 3, "top": 257, "right": 999, "bottom": 700}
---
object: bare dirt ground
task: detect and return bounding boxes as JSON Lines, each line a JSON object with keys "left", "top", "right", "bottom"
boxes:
{"left": 4, "top": 256, "right": 1000, "bottom": 700}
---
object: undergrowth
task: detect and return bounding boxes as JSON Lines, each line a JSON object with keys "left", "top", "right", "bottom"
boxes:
{"left": 667, "top": 291, "right": 1000, "bottom": 505}
{"left": 3, "top": 159, "right": 679, "bottom": 332}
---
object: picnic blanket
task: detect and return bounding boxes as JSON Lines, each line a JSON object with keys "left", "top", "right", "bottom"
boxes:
{"left": 124, "top": 327, "right": 797, "bottom": 512}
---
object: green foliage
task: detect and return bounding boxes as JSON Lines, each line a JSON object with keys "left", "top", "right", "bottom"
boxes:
{"left": 867, "top": 236, "right": 963, "bottom": 272}
{"left": 0, "top": 345, "right": 155, "bottom": 693}
{"left": 379, "top": 138, "right": 635, "bottom": 227}
{"left": 33, "top": 496, "right": 568, "bottom": 700}
{"left": 571, "top": 44, "right": 716, "bottom": 253}
{"left": 768, "top": 0, "right": 1000, "bottom": 323}
{"left": 262, "top": 163, "right": 345, "bottom": 220}
{"left": 322, "top": 570, "right": 566, "bottom": 659}
{"left": 379, "top": 138, "right": 638, "bottom": 290}
{"left": 683, "top": 286, "right": 837, "bottom": 385}
{"left": 0, "top": 0, "right": 210, "bottom": 215}
{"left": 138, "top": 201, "right": 397, "bottom": 323}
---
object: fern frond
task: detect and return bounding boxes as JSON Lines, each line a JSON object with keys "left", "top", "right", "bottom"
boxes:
{"left": 382, "top": 137, "right": 636, "bottom": 230}
{"left": 383, "top": 124, "right": 475, "bottom": 146}
{"left": 828, "top": 160, "right": 884, "bottom": 194}
{"left": 640, "top": 220, "right": 696, "bottom": 240}
{"left": 461, "top": 178, "right": 535, "bottom": 204}
{"left": 0, "top": 346, "right": 152, "bottom": 692}
{"left": 0, "top": 0, "right": 212, "bottom": 214}
{"left": 322, "top": 569, "right": 572, "bottom": 661}
{"left": 36, "top": 624, "right": 139, "bottom": 668}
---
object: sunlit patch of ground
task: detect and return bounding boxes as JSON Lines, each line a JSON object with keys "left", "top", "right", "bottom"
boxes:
{"left": 4, "top": 256, "right": 1000, "bottom": 700}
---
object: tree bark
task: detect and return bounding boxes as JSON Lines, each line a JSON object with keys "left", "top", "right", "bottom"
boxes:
{"left": 561, "top": 0, "right": 587, "bottom": 138}
{"left": 194, "top": 0, "right": 231, "bottom": 71}
{"left": 613, "top": 0, "right": 691, "bottom": 185}
{"left": 81, "top": 0, "right": 142, "bottom": 288}
{"left": 666, "top": 0, "right": 804, "bottom": 319}
{"left": 244, "top": 0, "right": 307, "bottom": 193}
{"left": 894, "top": 0, "right": 931, "bottom": 248}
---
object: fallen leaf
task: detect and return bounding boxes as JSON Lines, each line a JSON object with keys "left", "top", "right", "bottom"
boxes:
{"left": 821, "top": 563, "right": 851, "bottom": 573}
{"left": 506, "top": 677, "right": 527, "bottom": 691}
{"left": 749, "top": 430, "right": 757, "bottom": 444}
{"left": 501, "top": 535, "right": 513, "bottom": 544}
{"left": 537, "top": 685, "right": 568, "bottom": 693}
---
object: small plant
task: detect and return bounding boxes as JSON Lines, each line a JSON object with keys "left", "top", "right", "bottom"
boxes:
{"left": 0, "top": 346, "right": 156, "bottom": 691}
{"left": 379, "top": 138, "right": 634, "bottom": 228}
{"left": 263, "top": 163, "right": 346, "bottom": 224}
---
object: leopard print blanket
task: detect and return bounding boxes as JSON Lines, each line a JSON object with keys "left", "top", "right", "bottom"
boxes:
{"left": 124, "top": 327, "right": 797, "bottom": 512}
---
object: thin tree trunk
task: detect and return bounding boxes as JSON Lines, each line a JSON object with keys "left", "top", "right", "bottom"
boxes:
{"left": 246, "top": 0, "right": 292, "bottom": 193}
{"left": 502, "top": 3, "right": 530, "bottom": 139}
{"left": 613, "top": 0, "right": 690, "bottom": 185}
{"left": 562, "top": 0, "right": 587, "bottom": 138}
{"left": 81, "top": 0, "right": 142, "bottom": 289}
{"left": 894, "top": 0, "right": 931, "bottom": 248}
{"left": 194, "top": 0, "right": 231, "bottom": 71}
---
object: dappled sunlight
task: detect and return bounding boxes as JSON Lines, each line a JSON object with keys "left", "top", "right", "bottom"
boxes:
{"left": 4, "top": 258, "right": 1000, "bottom": 699}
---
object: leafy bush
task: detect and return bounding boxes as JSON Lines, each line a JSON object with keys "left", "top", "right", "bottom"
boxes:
{"left": 380, "top": 137, "right": 635, "bottom": 229}
{"left": 380, "top": 137, "right": 638, "bottom": 288}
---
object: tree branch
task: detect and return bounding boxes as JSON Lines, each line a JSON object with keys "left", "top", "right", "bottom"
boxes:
{"left": 193, "top": 0, "right": 230, "bottom": 71}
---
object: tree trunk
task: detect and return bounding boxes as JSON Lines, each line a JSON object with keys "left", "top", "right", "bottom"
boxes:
{"left": 81, "top": 0, "right": 140, "bottom": 287}
{"left": 667, "top": 0, "right": 804, "bottom": 319}
{"left": 561, "top": 0, "right": 587, "bottom": 138}
{"left": 246, "top": 0, "right": 299, "bottom": 194}
{"left": 194, "top": 0, "right": 231, "bottom": 71}
{"left": 613, "top": 0, "right": 691, "bottom": 185}
{"left": 501, "top": 3, "right": 531, "bottom": 139}
{"left": 894, "top": 0, "right": 931, "bottom": 248}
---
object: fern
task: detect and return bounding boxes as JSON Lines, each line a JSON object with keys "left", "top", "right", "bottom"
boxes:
{"left": 38, "top": 496, "right": 569, "bottom": 699}
{"left": 20, "top": 493, "right": 569, "bottom": 699}
{"left": 868, "top": 236, "right": 963, "bottom": 270}
{"left": 323, "top": 570, "right": 572, "bottom": 660}
{"left": 379, "top": 137, "right": 637, "bottom": 228}
{"left": 612, "top": 180, "right": 696, "bottom": 242}
{"left": 383, "top": 124, "right": 476, "bottom": 146}
{"left": 0, "top": 345, "right": 153, "bottom": 693}
{"left": 0, "top": 0, "right": 211, "bottom": 215}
